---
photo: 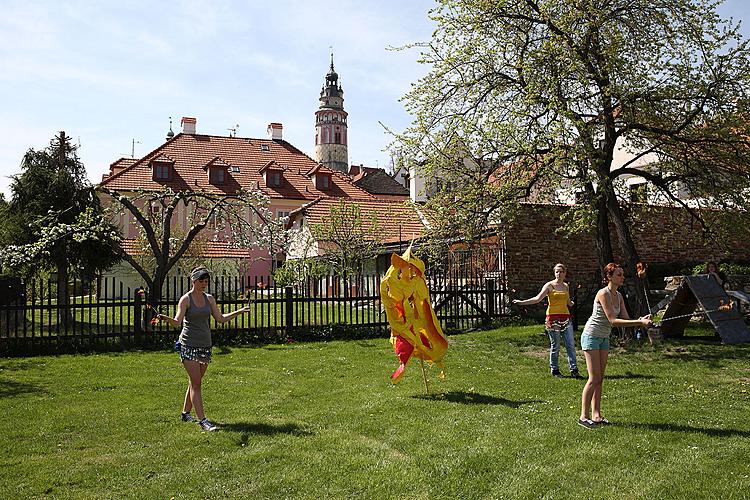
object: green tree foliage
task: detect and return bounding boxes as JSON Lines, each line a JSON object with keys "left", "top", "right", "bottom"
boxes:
{"left": 3, "top": 132, "right": 121, "bottom": 280}
{"left": 398, "top": 0, "right": 750, "bottom": 313}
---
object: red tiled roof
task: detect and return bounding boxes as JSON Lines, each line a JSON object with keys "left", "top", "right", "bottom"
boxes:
{"left": 289, "top": 198, "right": 427, "bottom": 244}
{"left": 99, "top": 133, "right": 375, "bottom": 201}
{"left": 102, "top": 157, "right": 138, "bottom": 181}
{"left": 120, "top": 238, "right": 254, "bottom": 258}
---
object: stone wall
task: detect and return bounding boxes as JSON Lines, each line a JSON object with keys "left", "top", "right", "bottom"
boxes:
{"left": 505, "top": 203, "right": 749, "bottom": 319}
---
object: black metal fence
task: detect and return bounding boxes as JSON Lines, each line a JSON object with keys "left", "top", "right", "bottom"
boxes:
{"left": 0, "top": 269, "right": 510, "bottom": 356}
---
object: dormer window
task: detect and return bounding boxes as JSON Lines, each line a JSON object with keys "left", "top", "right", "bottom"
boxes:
{"left": 260, "top": 160, "right": 284, "bottom": 188}
{"left": 151, "top": 155, "right": 175, "bottom": 182}
{"left": 316, "top": 173, "right": 332, "bottom": 191}
{"left": 209, "top": 167, "right": 226, "bottom": 185}
{"left": 268, "top": 171, "right": 282, "bottom": 187}
{"left": 154, "top": 164, "right": 171, "bottom": 180}
{"left": 204, "top": 157, "right": 230, "bottom": 185}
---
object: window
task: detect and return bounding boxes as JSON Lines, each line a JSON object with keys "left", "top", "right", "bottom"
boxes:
{"left": 209, "top": 168, "right": 225, "bottom": 184}
{"left": 403, "top": 171, "right": 410, "bottom": 190}
{"left": 629, "top": 183, "right": 647, "bottom": 203}
{"left": 277, "top": 210, "right": 290, "bottom": 220}
{"left": 334, "top": 131, "right": 341, "bottom": 144}
{"left": 317, "top": 174, "right": 331, "bottom": 190}
{"left": 153, "top": 163, "right": 170, "bottom": 180}
{"left": 149, "top": 202, "right": 163, "bottom": 220}
{"left": 210, "top": 210, "right": 224, "bottom": 229}
{"left": 260, "top": 144, "right": 270, "bottom": 152}
{"left": 267, "top": 171, "right": 282, "bottom": 187}
{"left": 230, "top": 166, "right": 240, "bottom": 173}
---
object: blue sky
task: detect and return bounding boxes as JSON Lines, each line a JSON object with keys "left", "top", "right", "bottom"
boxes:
{"left": 0, "top": 0, "right": 747, "bottom": 198}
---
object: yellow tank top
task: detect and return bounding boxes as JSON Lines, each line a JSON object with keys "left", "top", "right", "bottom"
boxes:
{"left": 546, "top": 288, "right": 570, "bottom": 316}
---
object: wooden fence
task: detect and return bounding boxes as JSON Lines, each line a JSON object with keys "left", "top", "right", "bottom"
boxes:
{"left": 0, "top": 269, "right": 510, "bottom": 356}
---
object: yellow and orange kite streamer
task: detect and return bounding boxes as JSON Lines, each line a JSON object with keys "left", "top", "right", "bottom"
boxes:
{"left": 380, "top": 245, "right": 448, "bottom": 382}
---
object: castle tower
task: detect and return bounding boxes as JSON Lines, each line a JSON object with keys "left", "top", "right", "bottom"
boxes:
{"left": 314, "top": 54, "right": 349, "bottom": 172}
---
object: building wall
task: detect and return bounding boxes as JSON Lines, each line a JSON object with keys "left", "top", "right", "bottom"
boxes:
{"left": 505, "top": 203, "right": 747, "bottom": 304}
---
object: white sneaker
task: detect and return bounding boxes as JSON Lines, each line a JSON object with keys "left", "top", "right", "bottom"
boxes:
{"left": 198, "top": 418, "right": 218, "bottom": 431}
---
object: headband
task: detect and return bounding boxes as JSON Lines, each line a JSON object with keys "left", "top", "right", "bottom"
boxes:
{"left": 191, "top": 269, "right": 210, "bottom": 281}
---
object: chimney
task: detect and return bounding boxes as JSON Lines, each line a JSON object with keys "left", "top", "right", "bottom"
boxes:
{"left": 267, "top": 122, "right": 283, "bottom": 140}
{"left": 181, "top": 116, "right": 197, "bottom": 134}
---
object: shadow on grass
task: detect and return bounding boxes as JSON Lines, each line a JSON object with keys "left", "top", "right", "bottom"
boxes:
{"left": 214, "top": 345, "right": 233, "bottom": 355}
{"left": 413, "top": 391, "right": 543, "bottom": 408}
{"left": 607, "top": 372, "right": 657, "bottom": 380}
{"left": 0, "top": 379, "right": 47, "bottom": 398}
{"left": 219, "top": 421, "right": 313, "bottom": 445}
{"left": 624, "top": 422, "right": 750, "bottom": 438}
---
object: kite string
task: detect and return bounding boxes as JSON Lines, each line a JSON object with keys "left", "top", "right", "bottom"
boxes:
{"left": 654, "top": 301, "right": 734, "bottom": 326}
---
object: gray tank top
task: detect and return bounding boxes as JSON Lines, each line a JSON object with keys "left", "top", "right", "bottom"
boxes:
{"left": 582, "top": 288, "right": 621, "bottom": 338}
{"left": 178, "top": 292, "right": 212, "bottom": 348}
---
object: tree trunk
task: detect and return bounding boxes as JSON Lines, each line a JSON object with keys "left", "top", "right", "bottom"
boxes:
{"left": 603, "top": 188, "right": 648, "bottom": 317}
{"left": 55, "top": 259, "right": 71, "bottom": 330}
{"left": 594, "top": 194, "right": 613, "bottom": 271}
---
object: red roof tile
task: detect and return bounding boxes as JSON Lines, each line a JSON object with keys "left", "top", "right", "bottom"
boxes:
{"left": 100, "top": 133, "right": 376, "bottom": 201}
{"left": 120, "top": 238, "right": 255, "bottom": 258}
{"left": 289, "top": 198, "right": 427, "bottom": 244}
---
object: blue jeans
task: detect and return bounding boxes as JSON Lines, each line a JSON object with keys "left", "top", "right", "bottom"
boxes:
{"left": 547, "top": 321, "right": 578, "bottom": 372}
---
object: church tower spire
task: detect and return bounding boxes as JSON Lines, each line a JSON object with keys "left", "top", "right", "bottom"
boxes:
{"left": 314, "top": 53, "right": 349, "bottom": 172}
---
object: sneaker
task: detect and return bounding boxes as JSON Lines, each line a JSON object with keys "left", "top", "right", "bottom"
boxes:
{"left": 198, "top": 418, "right": 218, "bottom": 431}
{"left": 551, "top": 370, "right": 563, "bottom": 378}
{"left": 181, "top": 412, "right": 195, "bottom": 422}
{"left": 578, "top": 418, "right": 597, "bottom": 429}
{"left": 570, "top": 370, "right": 585, "bottom": 380}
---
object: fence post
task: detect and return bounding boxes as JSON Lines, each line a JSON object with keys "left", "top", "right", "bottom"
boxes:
{"left": 285, "top": 286, "right": 293, "bottom": 339}
{"left": 134, "top": 288, "right": 143, "bottom": 344}
{"left": 486, "top": 278, "right": 495, "bottom": 324}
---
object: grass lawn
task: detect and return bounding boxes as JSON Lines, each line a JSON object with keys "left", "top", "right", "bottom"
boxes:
{"left": 2, "top": 324, "right": 750, "bottom": 499}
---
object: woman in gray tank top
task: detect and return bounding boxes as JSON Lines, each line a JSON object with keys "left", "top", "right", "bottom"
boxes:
{"left": 157, "top": 266, "right": 250, "bottom": 431}
{"left": 578, "top": 263, "right": 651, "bottom": 430}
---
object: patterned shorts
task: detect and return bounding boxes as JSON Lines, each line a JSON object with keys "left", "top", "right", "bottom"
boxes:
{"left": 179, "top": 343, "right": 212, "bottom": 364}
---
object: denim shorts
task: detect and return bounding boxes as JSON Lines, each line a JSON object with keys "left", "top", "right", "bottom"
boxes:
{"left": 581, "top": 334, "right": 610, "bottom": 351}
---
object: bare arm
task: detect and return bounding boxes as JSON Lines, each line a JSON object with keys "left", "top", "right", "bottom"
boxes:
{"left": 513, "top": 283, "right": 552, "bottom": 306}
{"left": 599, "top": 290, "right": 650, "bottom": 327}
{"left": 208, "top": 295, "right": 249, "bottom": 324}
{"left": 158, "top": 295, "right": 189, "bottom": 328}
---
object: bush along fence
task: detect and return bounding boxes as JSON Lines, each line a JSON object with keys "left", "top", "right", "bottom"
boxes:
{"left": 0, "top": 269, "right": 510, "bottom": 356}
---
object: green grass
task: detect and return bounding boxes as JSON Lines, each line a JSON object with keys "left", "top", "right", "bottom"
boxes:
{"left": 2, "top": 325, "right": 750, "bottom": 499}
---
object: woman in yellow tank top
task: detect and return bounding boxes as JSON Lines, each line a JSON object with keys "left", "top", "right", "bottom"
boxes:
{"left": 513, "top": 263, "right": 583, "bottom": 379}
